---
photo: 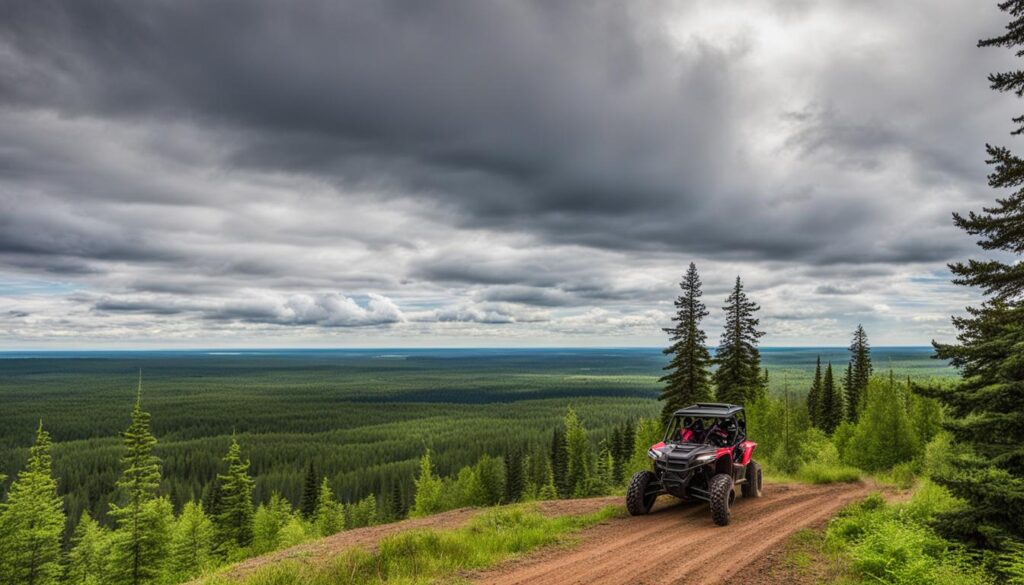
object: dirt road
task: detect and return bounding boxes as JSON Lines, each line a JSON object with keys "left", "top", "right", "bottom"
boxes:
{"left": 474, "top": 481, "right": 872, "bottom": 585}
{"left": 217, "top": 482, "right": 872, "bottom": 584}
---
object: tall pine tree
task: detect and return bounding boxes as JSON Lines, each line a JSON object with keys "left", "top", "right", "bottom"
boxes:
{"left": 713, "top": 276, "right": 765, "bottom": 405}
{"left": 213, "top": 436, "right": 255, "bottom": 555}
{"left": 659, "top": 263, "right": 713, "bottom": 421}
{"left": 108, "top": 380, "right": 168, "bottom": 585}
{"left": 807, "top": 356, "right": 823, "bottom": 428}
{"left": 0, "top": 423, "right": 65, "bottom": 585}
{"left": 912, "top": 2, "right": 1024, "bottom": 546}
{"left": 845, "top": 325, "right": 873, "bottom": 421}
{"left": 299, "top": 462, "right": 319, "bottom": 520}
{"left": 819, "top": 363, "right": 844, "bottom": 434}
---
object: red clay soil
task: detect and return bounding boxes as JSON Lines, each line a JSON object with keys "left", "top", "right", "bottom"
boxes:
{"left": 472, "top": 482, "right": 874, "bottom": 585}
{"left": 218, "top": 496, "right": 621, "bottom": 581}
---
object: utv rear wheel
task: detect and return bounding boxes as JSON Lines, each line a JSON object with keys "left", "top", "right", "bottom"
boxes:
{"left": 626, "top": 471, "right": 659, "bottom": 516}
{"left": 709, "top": 473, "right": 734, "bottom": 526}
{"left": 742, "top": 461, "right": 763, "bottom": 498}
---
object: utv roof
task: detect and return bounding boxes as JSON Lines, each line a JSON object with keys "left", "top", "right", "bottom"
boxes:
{"left": 672, "top": 403, "right": 744, "bottom": 417}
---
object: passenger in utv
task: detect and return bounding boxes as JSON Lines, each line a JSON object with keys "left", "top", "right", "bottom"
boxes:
{"left": 680, "top": 417, "right": 695, "bottom": 442}
{"left": 706, "top": 418, "right": 730, "bottom": 447}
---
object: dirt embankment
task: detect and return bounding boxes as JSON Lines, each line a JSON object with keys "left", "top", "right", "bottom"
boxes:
{"left": 218, "top": 482, "right": 874, "bottom": 585}
{"left": 219, "top": 497, "right": 622, "bottom": 581}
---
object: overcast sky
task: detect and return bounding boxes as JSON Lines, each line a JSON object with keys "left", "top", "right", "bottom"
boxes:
{"left": 0, "top": 0, "right": 1017, "bottom": 349}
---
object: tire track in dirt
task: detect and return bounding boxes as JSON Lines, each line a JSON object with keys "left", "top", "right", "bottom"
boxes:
{"left": 475, "top": 482, "right": 872, "bottom": 585}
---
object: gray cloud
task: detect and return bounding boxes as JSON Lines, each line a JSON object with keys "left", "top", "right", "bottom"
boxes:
{"left": 0, "top": 0, "right": 1008, "bottom": 346}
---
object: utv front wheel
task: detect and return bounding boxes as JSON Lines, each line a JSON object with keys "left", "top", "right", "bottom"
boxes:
{"left": 742, "top": 461, "right": 763, "bottom": 498}
{"left": 709, "top": 473, "right": 735, "bottom": 526}
{"left": 626, "top": 471, "right": 659, "bottom": 516}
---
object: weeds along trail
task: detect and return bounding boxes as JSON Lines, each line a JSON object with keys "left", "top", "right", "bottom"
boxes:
{"left": 475, "top": 482, "right": 873, "bottom": 585}
{"left": 216, "top": 496, "right": 622, "bottom": 581}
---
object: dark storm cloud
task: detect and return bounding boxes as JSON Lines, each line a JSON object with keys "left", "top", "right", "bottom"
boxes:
{"left": 478, "top": 286, "right": 574, "bottom": 307}
{"left": 0, "top": 0, "right": 989, "bottom": 265}
{"left": 93, "top": 298, "right": 189, "bottom": 315}
{"left": 0, "top": 0, "right": 1010, "bottom": 345}
{"left": 815, "top": 284, "right": 861, "bottom": 296}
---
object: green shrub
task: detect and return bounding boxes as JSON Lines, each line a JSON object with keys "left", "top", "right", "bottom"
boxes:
{"left": 903, "top": 480, "right": 962, "bottom": 523}
{"left": 833, "top": 421, "right": 856, "bottom": 463}
{"left": 922, "top": 432, "right": 960, "bottom": 479}
{"left": 842, "top": 380, "right": 919, "bottom": 472}
{"left": 826, "top": 491, "right": 993, "bottom": 585}
{"left": 795, "top": 462, "right": 861, "bottom": 484}
{"left": 997, "top": 540, "right": 1024, "bottom": 585}
{"left": 877, "top": 461, "right": 918, "bottom": 490}
{"left": 849, "top": 519, "right": 991, "bottom": 585}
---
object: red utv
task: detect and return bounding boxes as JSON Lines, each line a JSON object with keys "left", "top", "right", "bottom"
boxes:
{"left": 626, "top": 403, "right": 762, "bottom": 526}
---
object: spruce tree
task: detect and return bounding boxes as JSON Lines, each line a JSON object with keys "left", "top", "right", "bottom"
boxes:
{"left": 169, "top": 501, "right": 214, "bottom": 579}
{"left": 819, "top": 363, "right": 844, "bottom": 434}
{"left": 389, "top": 482, "right": 405, "bottom": 520}
{"left": 550, "top": 428, "right": 569, "bottom": 498}
{"left": 504, "top": 447, "right": 525, "bottom": 503}
{"left": 0, "top": 423, "right": 65, "bottom": 585}
{"left": 845, "top": 325, "right": 873, "bottom": 421}
{"left": 807, "top": 356, "right": 823, "bottom": 428}
{"left": 66, "top": 511, "right": 110, "bottom": 585}
{"left": 213, "top": 436, "right": 255, "bottom": 554}
{"left": 411, "top": 450, "right": 443, "bottom": 517}
{"left": 312, "top": 479, "right": 343, "bottom": 536}
{"left": 563, "top": 409, "right": 593, "bottom": 497}
{"left": 659, "top": 263, "right": 714, "bottom": 421}
{"left": 911, "top": 2, "right": 1024, "bottom": 546}
{"left": 250, "top": 493, "right": 292, "bottom": 553}
{"left": 713, "top": 276, "right": 765, "bottom": 405}
{"left": 347, "top": 494, "right": 377, "bottom": 528}
{"left": 474, "top": 454, "right": 506, "bottom": 506}
{"left": 299, "top": 462, "right": 319, "bottom": 520}
{"left": 108, "top": 384, "right": 168, "bottom": 585}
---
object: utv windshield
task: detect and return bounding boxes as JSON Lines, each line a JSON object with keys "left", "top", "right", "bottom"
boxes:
{"left": 664, "top": 414, "right": 745, "bottom": 447}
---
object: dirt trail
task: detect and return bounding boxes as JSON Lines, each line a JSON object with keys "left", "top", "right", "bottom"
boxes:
{"left": 217, "top": 482, "right": 872, "bottom": 584}
{"left": 474, "top": 482, "right": 873, "bottom": 585}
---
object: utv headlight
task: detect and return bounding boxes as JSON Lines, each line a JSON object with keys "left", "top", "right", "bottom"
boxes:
{"left": 648, "top": 448, "right": 666, "bottom": 460}
{"left": 694, "top": 454, "right": 716, "bottom": 464}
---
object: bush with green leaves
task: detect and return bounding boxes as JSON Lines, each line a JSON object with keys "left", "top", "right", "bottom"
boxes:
{"left": 841, "top": 379, "right": 920, "bottom": 472}
{"left": 826, "top": 485, "right": 993, "bottom": 585}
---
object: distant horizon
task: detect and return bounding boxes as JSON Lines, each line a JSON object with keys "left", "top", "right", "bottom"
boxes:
{"left": 0, "top": 344, "right": 937, "bottom": 353}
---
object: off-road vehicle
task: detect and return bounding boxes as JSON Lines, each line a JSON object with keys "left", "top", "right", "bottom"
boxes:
{"left": 626, "top": 403, "right": 761, "bottom": 526}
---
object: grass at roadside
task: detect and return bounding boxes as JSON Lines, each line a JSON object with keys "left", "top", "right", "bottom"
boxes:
{"left": 761, "top": 482, "right": 996, "bottom": 585}
{"left": 764, "top": 461, "right": 862, "bottom": 485}
{"left": 794, "top": 462, "right": 862, "bottom": 484}
{"left": 199, "top": 504, "right": 623, "bottom": 585}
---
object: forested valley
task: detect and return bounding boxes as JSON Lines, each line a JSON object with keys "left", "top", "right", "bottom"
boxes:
{"left": 0, "top": 321, "right": 971, "bottom": 584}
